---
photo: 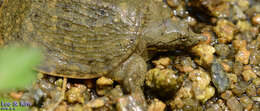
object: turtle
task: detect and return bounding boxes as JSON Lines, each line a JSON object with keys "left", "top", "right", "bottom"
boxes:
{"left": 0, "top": 0, "right": 205, "bottom": 110}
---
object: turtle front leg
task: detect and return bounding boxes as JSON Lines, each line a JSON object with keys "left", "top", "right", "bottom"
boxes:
{"left": 143, "top": 18, "right": 206, "bottom": 50}
{"left": 108, "top": 54, "right": 147, "bottom": 111}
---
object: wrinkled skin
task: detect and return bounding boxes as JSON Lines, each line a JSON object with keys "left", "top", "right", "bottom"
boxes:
{"left": 0, "top": 0, "right": 205, "bottom": 110}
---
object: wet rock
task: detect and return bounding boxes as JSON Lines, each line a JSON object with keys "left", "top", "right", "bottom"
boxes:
{"left": 189, "top": 69, "right": 215, "bottom": 102}
{"left": 96, "top": 77, "right": 114, "bottom": 86}
{"left": 220, "top": 61, "right": 231, "bottom": 72}
{"left": 152, "top": 57, "right": 171, "bottom": 69}
{"left": 232, "top": 39, "right": 247, "bottom": 51}
{"left": 166, "top": 0, "right": 181, "bottom": 8}
{"left": 246, "top": 84, "right": 257, "bottom": 97}
{"left": 85, "top": 97, "right": 109, "bottom": 109}
{"left": 192, "top": 44, "right": 215, "bottom": 66}
{"left": 252, "top": 14, "right": 260, "bottom": 25}
{"left": 251, "top": 97, "right": 260, "bottom": 102}
{"left": 66, "top": 84, "right": 86, "bottom": 104}
{"left": 232, "top": 62, "right": 243, "bottom": 75}
{"left": 235, "top": 48, "right": 250, "bottom": 64}
{"left": 236, "top": 20, "right": 251, "bottom": 32}
{"left": 226, "top": 97, "right": 243, "bottom": 111}
{"left": 116, "top": 93, "right": 146, "bottom": 111}
{"left": 231, "top": 80, "right": 248, "bottom": 96}
{"left": 174, "top": 56, "right": 195, "bottom": 73}
{"left": 237, "top": 0, "right": 249, "bottom": 11}
{"left": 106, "top": 85, "right": 124, "bottom": 101}
{"left": 147, "top": 99, "right": 166, "bottom": 111}
{"left": 232, "top": 5, "right": 246, "bottom": 20}
{"left": 184, "top": 16, "right": 197, "bottom": 26}
{"left": 170, "top": 80, "right": 193, "bottom": 109}
{"left": 242, "top": 69, "right": 257, "bottom": 82}
{"left": 214, "top": 44, "right": 230, "bottom": 57}
{"left": 96, "top": 77, "right": 114, "bottom": 96}
{"left": 211, "top": 59, "right": 229, "bottom": 93}
{"left": 240, "top": 96, "right": 253, "bottom": 111}
{"left": 145, "top": 68, "right": 180, "bottom": 94}
{"left": 220, "top": 90, "right": 233, "bottom": 100}
{"left": 214, "top": 19, "right": 236, "bottom": 43}
{"left": 250, "top": 50, "right": 260, "bottom": 65}
{"left": 54, "top": 102, "right": 67, "bottom": 111}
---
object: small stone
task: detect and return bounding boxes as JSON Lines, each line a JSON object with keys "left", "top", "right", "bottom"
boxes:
{"left": 220, "top": 62, "right": 231, "bottom": 72}
{"left": 221, "top": 90, "right": 233, "bottom": 100}
{"left": 212, "top": 3, "right": 230, "bottom": 18}
{"left": 240, "top": 96, "right": 253, "bottom": 111}
{"left": 251, "top": 97, "right": 260, "bottom": 102}
{"left": 227, "top": 73, "right": 237, "bottom": 83}
{"left": 214, "top": 19, "right": 236, "bottom": 43}
{"left": 152, "top": 57, "right": 171, "bottom": 69}
{"left": 237, "top": 0, "right": 249, "bottom": 11}
{"left": 174, "top": 56, "right": 195, "bottom": 73}
{"left": 69, "top": 104, "right": 84, "bottom": 111}
{"left": 96, "top": 77, "right": 114, "bottom": 86}
{"left": 214, "top": 44, "right": 230, "bottom": 57}
{"left": 246, "top": 84, "right": 257, "bottom": 97}
{"left": 54, "top": 102, "right": 67, "bottom": 111}
{"left": 166, "top": 0, "right": 180, "bottom": 8}
{"left": 232, "top": 39, "right": 247, "bottom": 51}
{"left": 211, "top": 59, "right": 229, "bottom": 93}
{"left": 252, "top": 14, "right": 260, "bottom": 25}
{"left": 203, "top": 86, "right": 215, "bottom": 102}
{"left": 148, "top": 99, "right": 166, "bottom": 111}
{"left": 192, "top": 44, "right": 215, "bottom": 65}
{"left": 242, "top": 69, "right": 257, "bottom": 82}
{"left": 66, "top": 84, "right": 86, "bottom": 104}
{"left": 54, "top": 78, "right": 63, "bottom": 88}
{"left": 231, "top": 81, "right": 248, "bottom": 96}
{"left": 184, "top": 16, "right": 197, "bottom": 26}
{"left": 235, "top": 48, "right": 250, "bottom": 64}
{"left": 86, "top": 97, "right": 108, "bottom": 108}
{"left": 116, "top": 93, "right": 146, "bottom": 111}
{"left": 200, "top": 31, "right": 212, "bottom": 44}
{"left": 236, "top": 20, "right": 251, "bottom": 32}
{"left": 145, "top": 68, "right": 179, "bottom": 93}
{"left": 253, "top": 78, "right": 260, "bottom": 86}
{"left": 226, "top": 97, "right": 243, "bottom": 111}
{"left": 189, "top": 69, "right": 211, "bottom": 90}
{"left": 232, "top": 5, "right": 246, "bottom": 20}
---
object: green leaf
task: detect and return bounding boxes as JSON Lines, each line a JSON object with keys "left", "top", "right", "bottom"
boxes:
{"left": 0, "top": 45, "right": 43, "bottom": 90}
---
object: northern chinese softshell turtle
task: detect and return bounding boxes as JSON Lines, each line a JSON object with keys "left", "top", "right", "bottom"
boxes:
{"left": 0, "top": 0, "right": 205, "bottom": 110}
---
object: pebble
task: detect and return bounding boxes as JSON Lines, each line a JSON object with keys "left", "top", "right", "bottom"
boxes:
{"left": 214, "top": 19, "right": 236, "bottom": 43}
{"left": 236, "top": 20, "right": 251, "bottom": 32}
{"left": 235, "top": 48, "right": 250, "bottom": 64}
{"left": 214, "top": 44, "right": 230, "bottom": 57}
{"left": 242, "top": 69, "right": 257, "bottom": 82}
{"left": 211, "top": 59, "right": 229, "bottom": 93}
{"left": 166, "top": 0, "right": 180, "bottom": 8}
{"left": 66, "top": 84, "right": 86, "bottom": 104}
{"left": 152, "top": 57, "right": 171, "bottom": 69}
{"left": 251, "top": 97, "right": 260, "bottom": 102}
{"left": 96, "top": 77, "right": 114, "bottom": 86}
{"left": 85, "top": 97, "right": 108, "bottom": 108}
{"left": 252, "top": 14, "right": 260, "bottom": 25}
{"left": 192, "top": 44, "right": 215, "bottom": 65}
{"left": 232, "top": 39, "right": 247, "bottom": 51}
{"left": 148, "top": 99, "right": 166, "bottom": 111}
{"left": 226, "top": 97, "right": 243, "bottom": 111}
{"left": 240, "top": 96, "right": 253, "bottom": 111}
